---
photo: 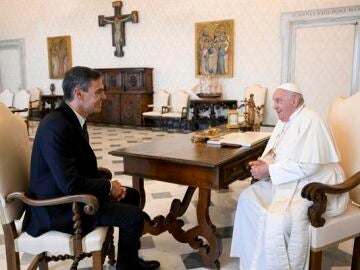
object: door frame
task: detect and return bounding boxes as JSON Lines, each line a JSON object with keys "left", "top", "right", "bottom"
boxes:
{"left": 280, "top": 5, "right": 360, "bottom": 94}
{"left": 0, "top": 38, "right": 26, "bottom": 91}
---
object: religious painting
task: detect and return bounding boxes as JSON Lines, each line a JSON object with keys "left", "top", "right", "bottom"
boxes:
{"left": 195, "top": 19, "right": 234, "bottom": 78}
{"left": 47, "top": 35, "right": 72, "bottom": 79}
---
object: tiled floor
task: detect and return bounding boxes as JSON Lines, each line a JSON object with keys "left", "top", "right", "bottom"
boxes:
{"left": 0, "top": 122, "right": 353, "bottom": 269}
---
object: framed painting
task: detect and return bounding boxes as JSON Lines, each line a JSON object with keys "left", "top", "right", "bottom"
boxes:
{"left": 195, "top": 19, "right": 234, "bottom": 78}
{"left": 47, "top": 35, "right": 72, "bottom": 79}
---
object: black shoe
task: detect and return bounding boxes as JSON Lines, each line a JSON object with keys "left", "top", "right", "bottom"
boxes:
{"left": 138, "top": 258, "right": 160, "bottom": 269}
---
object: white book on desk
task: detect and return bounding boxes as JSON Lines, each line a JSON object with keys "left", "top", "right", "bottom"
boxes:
{"left": 207, "top": 132, "right": 271, "bottom": 147}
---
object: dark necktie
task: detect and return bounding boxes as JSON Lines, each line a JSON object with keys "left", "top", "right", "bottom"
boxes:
{"left": 83, "top": 122, "right": 89, "bottom": 142}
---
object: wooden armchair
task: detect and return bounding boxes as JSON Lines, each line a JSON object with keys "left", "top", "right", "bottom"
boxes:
{"left": 161, "top": 90, "right": 190, "bottom": 130}
{"left": 0, "top": 103, "right": 115, "bottom": 270}
{"left": 0, "top": 89, "right": 14, "bottom": 107}
{"left": 13, "top": 89, "right": 31, "bottom": 132}
{"left": 142, "top": 90, "right": 170, "bottom": 127}
{"left": 29, "top": 87, "right": 42, "bottom": 119}
{"left": 301, "top": 92, "right": 360, "bottom": 270}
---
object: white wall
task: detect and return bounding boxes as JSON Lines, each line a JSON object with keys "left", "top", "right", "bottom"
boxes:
{"left": 0, "top": 0, "right": 358, "bottom": 124}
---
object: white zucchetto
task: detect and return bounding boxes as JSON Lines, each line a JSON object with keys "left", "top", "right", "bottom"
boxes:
{"left": 276, "top": 83, "right": 302, "bottom": 94}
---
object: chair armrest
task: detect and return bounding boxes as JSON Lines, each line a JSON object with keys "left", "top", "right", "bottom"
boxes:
{"left": 181, "top": 107, "right": 188, "bottom": 118}
{"left": 6, "top": 192, "right": 99, "bottom": 215}
{"left": 161, "top": 106, "right": 170, "bottom": 114}
{"left": 98, "top": 167, "right": 112, "bottom": 180}
{"left": 301, "top": 171, "right": 360, "bottom": 228}
{"left": 29, "top": 100, "right": 40, "bottom": 109}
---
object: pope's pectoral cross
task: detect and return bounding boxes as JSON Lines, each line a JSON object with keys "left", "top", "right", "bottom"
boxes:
{"left": 98, "top": 1, "right": 138, "bottom": 57}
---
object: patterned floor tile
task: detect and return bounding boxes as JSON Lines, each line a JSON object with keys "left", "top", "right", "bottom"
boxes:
{"left": 151, "top": 192, "right": 172, "bottom": 199}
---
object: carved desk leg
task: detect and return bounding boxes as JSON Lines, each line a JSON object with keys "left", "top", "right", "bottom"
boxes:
{"left": 141, "top": 186, "right": 221, "bottom": 269}
{"left": 197, "top": 188, "right": 221, "bottom": 269}
{"left": 132, "top": 176, "right": 145, "bottom": 209}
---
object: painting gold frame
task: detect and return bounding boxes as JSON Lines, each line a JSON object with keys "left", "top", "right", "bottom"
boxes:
{"left": 47, "top": 35, "right": 72, "bottom": 79}
{"left": 195, "top": 19, "right": 234, "bottom": 78}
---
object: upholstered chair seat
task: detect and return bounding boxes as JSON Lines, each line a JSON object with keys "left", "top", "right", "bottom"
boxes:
{"left": 16, "top": 226, "right": 109, "bottom": 256}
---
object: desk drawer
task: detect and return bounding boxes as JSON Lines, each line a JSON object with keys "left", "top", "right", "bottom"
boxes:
{"left": 220, "top": 148, "right": 264, "bottom": 185}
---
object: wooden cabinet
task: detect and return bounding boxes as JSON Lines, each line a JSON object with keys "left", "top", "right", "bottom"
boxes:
{"left": 87, "top": 68, "right": 153, "bottom": 126}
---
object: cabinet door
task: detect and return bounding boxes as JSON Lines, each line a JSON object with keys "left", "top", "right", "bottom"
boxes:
{"left": 121, "top": 94, "right": 141, "bottom": 125}
{"left": 123, "top": 70, "right": 144, "bottom": 90}
{"left": 101, "top": 92, "right": 121, "bottom": 124}
{"left": 104, "top": 71, "right": 123, "bottom": 90}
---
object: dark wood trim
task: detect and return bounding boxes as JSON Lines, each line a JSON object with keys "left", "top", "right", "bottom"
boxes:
{"left": 3, "top": 223, "right": 20, "bottom": 270}
{"left": 310, "top": 250, "right": 322, "bottom": 270}
{"left": 301, "top": 171, "right": 360, "bottom": 227}
{"left": 352, "top": 236, "right": 360, "bottom": 270}
{"left": 6, "top": 192, "right": 99, "bottom": 215}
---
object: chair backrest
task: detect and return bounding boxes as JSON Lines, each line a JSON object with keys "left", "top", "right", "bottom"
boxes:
{"left": 153, "top": 90, "right": 170, "bottom": 112}
{"left": 170, "top": 90, "right": 190, "bottom": 113}
{"left": 327, "top": 92, "right": 360, "bottom": 204}
{"left": 244, "top": 84, "right": 267, "bottom": 109}
{"left": 13, "top": 89, "right": 30, "bottom": 117}
{"left": 0, "top": 89, "right": 14, "bottom": 107}
{"left": 0, "top": 103, "right": 31, "bottom": 225}
{"left": 29, "top": 87, "right": 42, "bottom": 110}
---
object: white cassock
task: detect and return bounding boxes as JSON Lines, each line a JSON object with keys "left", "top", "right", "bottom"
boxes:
{"left": 230, "top": 105, "right": 349, "bottom": 270}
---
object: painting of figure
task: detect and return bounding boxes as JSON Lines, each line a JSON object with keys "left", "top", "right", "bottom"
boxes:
{"left": 47, "top": 36, "right": 72, "bottom": 79}
{"left": 195, "top": 20, "right": 233, "bottom": 77}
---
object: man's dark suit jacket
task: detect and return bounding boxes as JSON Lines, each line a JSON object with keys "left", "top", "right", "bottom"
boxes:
{"left": 23, "top": 102, "right": 111, "bottom": 236}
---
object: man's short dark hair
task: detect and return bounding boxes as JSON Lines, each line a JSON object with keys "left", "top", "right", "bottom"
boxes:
{"left": 62, "top": 66, "right": 101, "bottom": 101}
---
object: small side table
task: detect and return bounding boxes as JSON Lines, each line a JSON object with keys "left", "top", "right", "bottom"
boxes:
{"left": 189, "top": 99, "right": 237, "bottom": 130}
{"left": 41, "top": 94, "right": 63, "bottom": 117}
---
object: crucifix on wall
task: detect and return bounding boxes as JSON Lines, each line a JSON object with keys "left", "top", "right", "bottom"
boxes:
{"left": 98, "top": 1, "right": 138, "bottom": 57}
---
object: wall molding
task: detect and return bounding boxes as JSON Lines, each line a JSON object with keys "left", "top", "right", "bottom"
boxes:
{"left": 0, "top": 38, "right": 26, "bottom": 90}
{"left": 281, "top": 5, "right": 360, "bottom": 94}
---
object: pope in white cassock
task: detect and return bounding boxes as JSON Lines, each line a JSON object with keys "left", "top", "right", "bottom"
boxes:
{"left": 230, "top": 83, "right": 349, "bottom": 270}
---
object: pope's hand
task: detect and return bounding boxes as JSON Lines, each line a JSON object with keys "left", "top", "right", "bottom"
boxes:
{"left": 110, "top": 180, "right": 127, "bottom": 202}
{"left": 250, "top": 160, "right": 270, "bottom": 180}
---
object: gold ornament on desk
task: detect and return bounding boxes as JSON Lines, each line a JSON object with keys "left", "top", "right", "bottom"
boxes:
{"left": 238, "top": 93, "right": 264, "bottom": 132}
{"left": 191, "top": 127, "right": 224, "bottom": 143}
{"left": 226, "top": 109, "right": 240, "bottom": 129}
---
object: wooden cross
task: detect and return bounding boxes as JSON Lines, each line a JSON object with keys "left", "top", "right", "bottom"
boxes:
{"left": 98, "top": 1, "right": 138, "bottom": 57}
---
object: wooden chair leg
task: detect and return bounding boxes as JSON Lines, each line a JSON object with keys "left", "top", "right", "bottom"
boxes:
{"left": 25, "top": 119, "right": 29, "bottom": 135}
{"left": 310, "top": 250, "right": 322, "bottom": 270}
{"left": 92, "top": 250, "right": 103, "bottom": 270}
{"left": 27, "top": 253, "right": 47, "bottom": 270}
{"left": 3, "top": 224, "right": 20, "bottom": 270}
{"left": 352, "top": 236, "right": 360, "bottom": 270}
{"left": 38, "top": 253, "right": 49, "bottom": 270}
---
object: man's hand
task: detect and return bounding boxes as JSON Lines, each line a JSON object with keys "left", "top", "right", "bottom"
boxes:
{"left": 110, "top": 180, "right": 127, "bottom": 202}
{"left": 249, "top": 159, "right": 270, "bottom": 180}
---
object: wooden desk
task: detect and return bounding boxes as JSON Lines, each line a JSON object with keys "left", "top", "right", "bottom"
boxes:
{"left": 110, "top": 132, "right": 267, "bottom": 269}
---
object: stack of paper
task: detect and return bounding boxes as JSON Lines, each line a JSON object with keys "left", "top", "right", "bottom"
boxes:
{"left": 207, "top": 132, "right": 271, "bottom": 147}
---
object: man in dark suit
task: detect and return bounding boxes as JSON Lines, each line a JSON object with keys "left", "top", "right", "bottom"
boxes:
{"left": 23, "top": 66, "right": 160, "bottom": 270}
